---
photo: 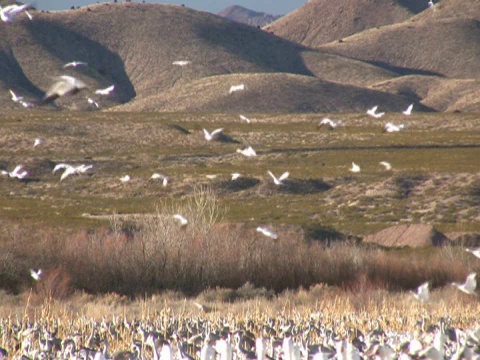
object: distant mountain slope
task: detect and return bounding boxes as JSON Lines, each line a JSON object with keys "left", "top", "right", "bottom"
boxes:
{"left": 0, "top": 2, "right": 400, "bottom": 111}
{"left": 264, "top": 0, "right": 426, "bottom": 47}
{"left": 218, "top": 5, "right": 281, "bottom": 27}
{"left": 319, "top": 0, "right": 480, "bottom": 79}
{"left": 372, "top": 75, "right": 480, "bottom": 113}
{"left": 112, "top": 72, "right": 427, "bottom": 113}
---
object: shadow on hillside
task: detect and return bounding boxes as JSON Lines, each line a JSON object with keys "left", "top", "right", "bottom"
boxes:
{"left": 25, "top": 19, "right": 135, "bottom": 102}
{"left": 214, "top": 177, "right": 260, "bottom": 193}
{"left": 265, "top": 143, "right": 480, "bottom": 156}
{"left": 397, "top": 0, "right": 429, "bottom": 13}
{"left": 258, "top": 178, "right": 333, "bottom": 195}
{"left": 367, "top": 60, "right": 445, "bottom": 77}
{"left": 0, "top": 48, "right": 44, "bottom": 98}
{"left": 193, "top": 21, "right": 314, "bottom": 76}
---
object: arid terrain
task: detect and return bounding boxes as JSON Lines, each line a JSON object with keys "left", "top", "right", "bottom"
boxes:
{"left": 0, "top": 2, "right": 480, "bottom": 356}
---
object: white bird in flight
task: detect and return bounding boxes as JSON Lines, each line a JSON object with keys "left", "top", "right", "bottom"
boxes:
{"left": 54, "top": 163, "right": 92, "bottom": 181}
{"left": 203, "top": 128, "right": 223, "bottom": 141}
{"left": 367, "top": 105, "right": 385, "bottom": 118}
{"left": 231, "top": 173, "right": 241, "bottom": 180}
{"left": 63, "top": 61, "right": 88, "bottom": 68}
{"left": 256, "top": 226, "right": 278, "bottom": 240}
{"left": 239, "top": 114, "right": 251, "bottom": 123}
{"left": 172, "top": 60, "right": 191, "bottom": 66}
{"left": 379, "top": 161, "right": 392, "bottom": 170}
{"left": 402, "top": 104, "right": 414, "bottom": 116}
{"left": 30, "top": 269, "right": 42, "bottom": 281}
{"left": 95, "top": 85, "right": 115, "bottom": 96}
{"left": 466, "top": 247, "right": 480, "bottom": 259}
{"left": 267, "top": 170, "right": 289, "bottom": 185}
{"left": 173, "top": 214, "right": 188, "bottom": 226}
{"left": 237, "top": 146, "right": 256, "bottom": 157}
{"left": 350, "top": 162, "right": 361, "bottom": 173}
{"left": 43, "top": 75, "right": 87, "bottom": 102}
{"left": 1, "top": 165, "right": 28, "bottom": 179}
{"left": 205, "top": 174, "right": 217, "bottom": 179}
{"left": 9, "top": 89, "right": 24, "bottom": 103}
{"left": 318, "top": 118, "right": 344, "bottom": 130}
{"left": 452, "top": 273, "right": 477, "bottom": 295}
{"left": 384, "top": 122, "right": 405, "bottom": 133}
{"left": 87, "top": 97, "right": 99, "bottom": 108}
{"left": 151, "top": 173, "right": 168, "bottom": 186}
{"left": 229, "top": 84, "right": 245, "bottom": 94}
{"left": 0, "top": 4, "right": 30, "bottom": 23}
{"left": 20, "top": 100, "right": 34, "bottom": 108}
{"left": 120, "top": 175, "right": 131, "bottom": 183}
{"left": 411, "top": 282, "right": 429, "bottom": 302}
{"left": 33, "top": 138, "right": 43, "bottom": 148}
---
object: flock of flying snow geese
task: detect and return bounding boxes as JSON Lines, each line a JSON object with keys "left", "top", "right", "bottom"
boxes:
{"left": 3, "top": 0, "right": 475, "bottom": 298}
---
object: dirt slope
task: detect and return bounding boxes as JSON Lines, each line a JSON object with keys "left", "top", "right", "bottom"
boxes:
{"left": 372, "top": 75, "right": 480, "bottom": 113}
{"left": 0, "top": 2, "right": 402, "bottom": 112}
{"left": 112, "top": 72, "right": 426, "bottom": 113}
{"left": 264, "top": 0, "right": 426, "bottom": 47}
{"left": 319, "top": 0, "right": 480, "bottom": 79}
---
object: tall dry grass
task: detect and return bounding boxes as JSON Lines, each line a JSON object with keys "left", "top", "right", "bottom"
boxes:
{"left": 0, "top": 187, "right": 477, "bottom": 298}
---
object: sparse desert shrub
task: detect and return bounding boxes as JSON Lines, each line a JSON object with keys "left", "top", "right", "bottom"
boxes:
{"left": 393, "top": 173, "right": 427, "bottom": 199}
{"left": 0, "top": 187, "right": 477, "bottom": 296}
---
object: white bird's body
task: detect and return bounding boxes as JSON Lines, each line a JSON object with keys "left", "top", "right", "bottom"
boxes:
{"left": 0, "top": 4, "right": 30, "bottom": 23}
{"left": 428, "top": 0, "right": 436, "bottom": 10}
{"left": 350, "top": 162, "right": 361, "bottom": 173}
{"left": 206, "top": 175, "right": 217, "bottom": 179}
{"left": 452, "top": 273, "right": 477, "bottom": 295}
{"left": 403, "top": 104, "right": 414, "bottom": 116}
{"left": 55, "top": 163, "right": 93, "bottom": 181}
{"left": 231, "top": 173, "right": 241, "bottom": 180}
{"left": 319, "top": 118, "right": 344, "bottom": 129}
{"left": 33, "top": 138, "right": 43, "bottom": 148}
{"left": 2, "top": 165, "right": 28, "bottom": 179}
{"left": 367, "top": 105, "right": 385, "bottom": 118}
{"left": 63, "top": 61, "right": 88, "bottom": 68}
{"left": 411, "top": 282, "right": 429, "bottom": 302}
{"left": 172, "top": 60, "right": 191, "bottom": 66}
{"left": 120, "top": 175, "right": 131, "bottom": 183}
{"left": 87, "top": 97, "right": 99, "bottom": 108}
{"left": 95, "top": 85, "right": 115, "bottom": 96}
{"left": 384, "top": 123, "right": 405, "bottom": 133}
{"left": 267, "top": 170, "right": 289, "bottom": 185}
{"left": 30, "top": 269, "right": 42, "bottom": 281}
{"left": 20, "top": 100, "right": 34, "bottom": 108}
{"left": 256, "top": 226, "right": 278, "bottom": 239}
{"left": 239, "top": 114, "right": 251, "bottom": 123}
{"left": 203, "top": 128, "right": 223, "bottom": 141}
{"left": 229, "top": 84, "right": 245, "bottom": 94}
{"left": 466, "top": 247, "right": 480, "bottom": 259}
{"left": 151, "top": 173, "right": 168, "bottom": 186}
{"left": 379, "top": 161, "right": 392, "bottom": 170}
{"left": 173, "top": 214, "right": 188, "bottom": 226}
{"left": 44, "top": 75, "right": 87, "bottom": 102}
{"left": 9, "top": 90, "right": 24, "bottom": 103}
{"left": 236, "top": 146, "right": 256, "bottom": 157}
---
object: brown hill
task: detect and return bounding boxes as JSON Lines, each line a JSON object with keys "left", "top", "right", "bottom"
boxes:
{"left": 112, "top": 72, "right": 426, "bottom": 113}
{"left": 363, "top": 224, "right": 449, "bottom": 248}
{"left": 218, "top": 5, "right": 281, "bottom": 27}
{"left": 264, "top": 0, "right": 426, "bottom": 47}
{"left": 0, "top": 2, "right": 401, "bottom": 111}
{"left": 372, "top": 75, "right": 480, "bottom": 112}
{"left": 319, "top": 0, "right": 480, "bottom": 79}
